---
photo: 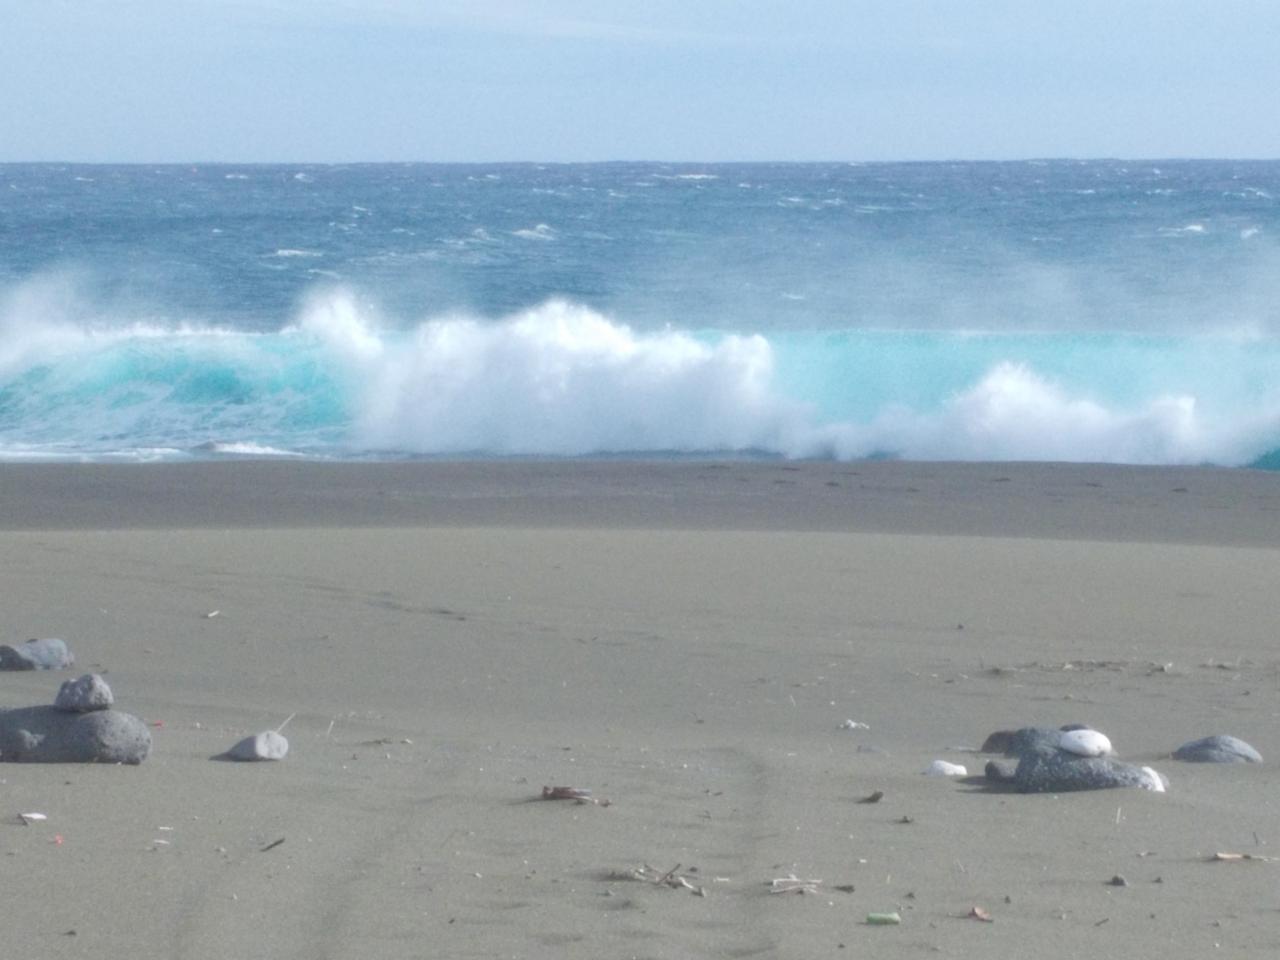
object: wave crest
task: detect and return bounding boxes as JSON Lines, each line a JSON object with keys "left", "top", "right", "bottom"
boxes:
{"left": 313, "top": 297, "right": 796, "bottom": 455}
{"left": 4, "top": 281, "right": 1280, "bottom": 466}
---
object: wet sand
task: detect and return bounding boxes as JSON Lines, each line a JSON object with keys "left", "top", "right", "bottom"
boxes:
{"left": 1, "top": 461, "right": 1278, "bottom": 958}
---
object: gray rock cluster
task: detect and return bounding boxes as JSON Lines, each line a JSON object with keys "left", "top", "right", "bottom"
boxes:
{"left": 982, "top": 726, "right": 1165, "bottom": 793}
{"left": 1, "top": 635, "right": 294, "bottom": 767}
{"left": 980, "top": 724, "right": 1264, "bottom": 794}
{"left": 0, "top": 673, "right": 151, "bottom": 764}
{"left": 0, "top": 638, "right": 74, "bottom": 671}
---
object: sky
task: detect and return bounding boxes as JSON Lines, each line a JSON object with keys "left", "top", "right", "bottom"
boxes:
{"left": 2, "top": 0, "right": 1279, "bottom": 163}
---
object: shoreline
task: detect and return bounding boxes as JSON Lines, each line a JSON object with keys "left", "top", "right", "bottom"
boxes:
{"left": 3, "top": 459, "right": 1280, "bottom": 545}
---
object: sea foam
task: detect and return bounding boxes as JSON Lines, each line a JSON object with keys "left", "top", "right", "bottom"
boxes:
{"left": 299, "top": 293, "right": 795, "bottom": 456}
{"left": 4, "top": 280, "right": 1280, "bottom": 465}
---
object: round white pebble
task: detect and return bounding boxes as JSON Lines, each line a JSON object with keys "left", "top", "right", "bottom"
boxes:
{"left": 1058, "top": 729, "right": 1112, "bottom": 757}
{"left": 924, "top": 760, "right": 967, "bottom": 776}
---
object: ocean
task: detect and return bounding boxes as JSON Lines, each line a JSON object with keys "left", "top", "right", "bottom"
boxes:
{"left": 2, "top": 160, "right": 1278, "bottom": 465}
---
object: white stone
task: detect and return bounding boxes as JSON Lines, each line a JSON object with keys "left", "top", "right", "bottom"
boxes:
{"left": 924, "top": 760, "right": 967, "bottom": 776}
{"left": 225, "top": 730, "right": 288, "bottom": 761}
{"left": 1058, "top": 729, "right": 1112, "bottom": 757}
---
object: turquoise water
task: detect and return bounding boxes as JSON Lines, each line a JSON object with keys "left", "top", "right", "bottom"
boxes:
{"left": 2, "top": 161, "right": 1279, "bottom": 463}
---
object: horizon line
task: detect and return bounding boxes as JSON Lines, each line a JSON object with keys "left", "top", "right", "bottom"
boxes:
{"left": 3, "top": 155, "right": 1280, "bottom": 167}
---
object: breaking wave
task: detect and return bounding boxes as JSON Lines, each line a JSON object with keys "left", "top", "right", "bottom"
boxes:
{"left": 3, "top": 281, "right": 1280, "bottom": 465}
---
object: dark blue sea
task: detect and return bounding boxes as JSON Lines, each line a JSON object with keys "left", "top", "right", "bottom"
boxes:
{"left": 2, "top": 160, "right": 1279, "bottom": 464}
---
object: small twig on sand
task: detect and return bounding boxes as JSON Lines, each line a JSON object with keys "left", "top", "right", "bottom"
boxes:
{"left": 1212, "top": 852, "right": 1277, "bottom": 862}
{"left": 275, "top": 713, "right": 296, "bottom": 734}
{"left": 857, "top": 790, "right": 884, "bottom": 804}
{"left": 540, "top": 785, "right": 611, "bottom": 806}
{"left": 630, "top": 863, "right": 706, "bottom": 896}
{"left": 769, "top": 874, "right": 822, "bottom": 895}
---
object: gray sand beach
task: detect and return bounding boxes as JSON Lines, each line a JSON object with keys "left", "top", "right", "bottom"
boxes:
{"left": 2, "top": 460, "right": 1278, "bottom": 958}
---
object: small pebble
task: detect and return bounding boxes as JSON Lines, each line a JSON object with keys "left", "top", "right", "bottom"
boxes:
{"left": 223, "top": 730, "right": 289, "bottom": 761}
{"left": 1108, "top": 875, "right": 1128, "bottom": 887}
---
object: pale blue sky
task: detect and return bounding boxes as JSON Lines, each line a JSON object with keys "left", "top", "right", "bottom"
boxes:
{"left": 3, "top": 0, "right": 1278, "bottom": 162}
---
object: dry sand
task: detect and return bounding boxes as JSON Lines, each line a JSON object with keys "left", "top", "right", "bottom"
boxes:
{"left": 1, "top": 461, "right": 1278, "bottom": 958}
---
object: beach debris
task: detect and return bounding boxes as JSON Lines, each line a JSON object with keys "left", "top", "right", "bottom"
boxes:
{"left": 356, "top": 736, "right": 413, "bottom": 747}
{"left": 924, "top": 760, "right": 967, "bottom": 776}
{"left": 260, "top": 838, "right": 285, "bottom": 852}
{"left": 629, "top": 863, "right": 705, "bottom": 895}
{"left": 857, "top": 790, "right": 884, "bottom": 804}
{"left": 769, "top": 874, "right": 822, "bottom": 895}
{"left": 0, "top": 705, "right": 152, "bottom": 764}
{"left": 1059, "top": 659, "right": 1128, "bottom": 673}
{"left": 540, "top": 785, "right": 610, "bottom": 806}
{"left": 1107, "top": 874, "right": 1129, "bottom": 887}
{"left": 204, "top": 610, "right": 220, "bottom": 619}
{"left": 1173, "top": 735, "right": 1262, "bottom": 764}
{"left": 54, "top": 674, "right": 114, "bottom": 713}
{"left": 966, "top": 906, "right": 994, "bottom": 922}
{"left": 834, "top": 884, "right": 856, "bottom": 893}
{"left": 1211, "top": 852, "right": 1278, "bottom": 863}
{"left": 866, "top": 911, "right": 902, "bottom": 925}
{"left": 0, "top": 638, "right": 74, "bottom": 671}
{"left": 222, "top": 730, "right": 289, "bottom": 761}
{"left": 17, "top": 812, "right": 47, "bottom": 825}
{"left": 840, "top": 719, "right": 870, "bottom": 731}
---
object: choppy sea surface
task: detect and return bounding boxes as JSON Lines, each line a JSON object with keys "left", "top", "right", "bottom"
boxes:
{"left": 2, "top": 161, "right": 1279, "bottom": 464}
